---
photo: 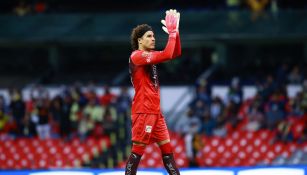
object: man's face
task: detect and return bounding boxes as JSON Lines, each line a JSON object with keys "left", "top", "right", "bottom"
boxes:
{"left": 139, "top": 31, "right": 155, "bottom": 51}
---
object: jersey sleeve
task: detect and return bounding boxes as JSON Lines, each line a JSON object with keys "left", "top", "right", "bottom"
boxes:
{"left": 172, "top": 31, "right": 181, "bottom": 58}
{"left": 130, "top": 32, "right": 177, "bottom": 66}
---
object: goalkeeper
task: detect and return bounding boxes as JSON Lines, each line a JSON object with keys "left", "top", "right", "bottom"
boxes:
{"left": 125, "top": 9, "right": 181, "bottom": 175}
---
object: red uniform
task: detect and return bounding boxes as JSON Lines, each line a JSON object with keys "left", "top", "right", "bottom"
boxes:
{"left": 129, "top": 31, "right": 181, "bottom": 144}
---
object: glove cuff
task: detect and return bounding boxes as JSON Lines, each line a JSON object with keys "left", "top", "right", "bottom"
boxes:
{"left": 169, "top": 31, "right": 177, "bottom": 38}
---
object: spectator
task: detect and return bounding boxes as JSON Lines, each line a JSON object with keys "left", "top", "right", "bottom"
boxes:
{"left": 69, "top": 85, "right": 88, "bottom": 138}
{"left": 300, "top": 80, "right": 307, "bottom": 113}
{"left": 181, "top": 109, "right": 202, "bottom": 167}
{"left": 194, "top": 80, "right": 211, "bottom": 105}
{"left": 30, "top": 84, "right": 49, "bottom": 101}
{"left": 83, "top": 95, "right": 105, "bottom": 138}
{"left": 115, "top": 86, "right": 132, "bottom": 143}
{"left": 210, "top": 96, "right": 224, "bottom": 120}
{"left": 78, "top": 113, "right": 94, "bottom": 142}
{"left": 9, "top": 88, "right": 25, "bottom": 136}
{"left": 176, "top": 108, "right": 201, "bottom": 134}
{"left": 265, "top": 91, "right": 287, "bottom": 130}
{"left": 274, "top": 120, "right": 294, "bottom": 143}
{"left": 69, "top": 101, "right": 80, "bottom": 138}
{"left": 299, "top": 121, "right": 307, "bottom": 143}
{"left": 212, "top": 123, "right": 228, "bottom": 137}
{"left": 227, "top": 77, "right": 242, "bottom": 107}
{"left": 49, "top": 96, "right": 64, "bottom": 137}
{"left": 102, "top": 106, "right": 117, "bottom": 135}
{"left": 201, "top": 110, "right": 216, "bottom": 136}
{"left": 276, "top": 63, "right": 289, "bottom": 87}
{"left": 288, "top": 65, "right": 303, "bottom": 84}
{"left": 270, "top": 0, "right": 279, "bottom": 16}
{"left": 71, "top": 84, "right": 88, "bottom": 107}
{"left": 226, "top": 0, "right": 243, "bottom": 27}
{"left": 116, "top": 86, "right": 131, "bottom": 114}
{"left": 258, "top": 74, "right": 277, "bottom": 101}
{"left": 223, "top": 100, "right": 241, "bottom": 128}
{"left": 186, "top": 132, "right": 203, "bottom": 167}
{"left": 190, "top": 99, "right": 208, "bottom": 120}
{"left": 0, "top": 95, "right": 8, "bottom": 113}
{"left": 245, "top": 0, "right": 270, "bottom": 20}
{"left": 0, "top": 110, "right": 17, "bottom": 137}
{"left": 22, "top": 112, "right": 37, "bottom": 137}
{"left": 13, "top": 0, "right": 31, "bottom": 16}
{"left": 60, "top": 91, "right": 73, "bottom": 138}
{"left": 0, "top": 110, "right": 9, "bottom": 133}
{"left": 33, "top": 1, "right": 47, "bottom": 13}
{"left": 245, "top": 99, "right": 265, "bottom": 131}
{"left": 99, "top": 85, "right": 117, "bottom": 106}
{"left": 226, "top": 0, "right": 242, "bottom": 10}
{"left": 84, "top": 96, "right": 103, "bottom": 123}
{"left": 34, "top": 99, "right": 51, "bottom": 139}
{"left": 289, "top": 91, "right": 304, "bottom": 117}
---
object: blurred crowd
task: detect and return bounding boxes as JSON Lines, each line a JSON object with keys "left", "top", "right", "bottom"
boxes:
{"left": 176, "top": 65, "right": 307, "bottom": 166}
{"left": 2, "top": 0, "right": 306, "bottom": 16}
{"left": 0, "top": 64, "right": 307, "bottom": 167}
{"left": 0, "top": 84, "right": 132, "bottom": 144}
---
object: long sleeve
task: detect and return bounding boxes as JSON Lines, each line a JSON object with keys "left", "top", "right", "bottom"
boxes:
{"left": 172, "top": 31, "right": 181, "bottom": 58}
{"left": 130, "top": 32, "right": 177, "bottom": 66}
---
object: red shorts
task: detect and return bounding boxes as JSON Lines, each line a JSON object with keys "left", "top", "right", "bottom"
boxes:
{"left": 131, "top": 113, "right": 170, "bottom": 145}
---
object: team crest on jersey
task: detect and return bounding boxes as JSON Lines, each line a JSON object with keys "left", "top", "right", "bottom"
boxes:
{"left": 145, "top": 125, "right": 152, "bottom": 133}
{"left": 142, "top": 52, "right": 152, "bottom": 63}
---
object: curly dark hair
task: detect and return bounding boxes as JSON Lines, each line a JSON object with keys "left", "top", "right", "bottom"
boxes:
{"left": 130, "top": 24, "right": 153, "bottom": 51}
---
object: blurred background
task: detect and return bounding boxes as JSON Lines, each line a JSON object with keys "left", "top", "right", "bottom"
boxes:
{"left": 0, "top": 0, "right": 307, "bottom": 173}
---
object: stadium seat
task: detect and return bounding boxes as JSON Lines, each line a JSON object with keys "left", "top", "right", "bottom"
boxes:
{"left": 292, "top": 120, "right": 305, "bottom": 139}
{"left": 302, "top": 143, "right": 307, "bottom": 152}
{"left": 0, "top": 136, "right": 112, "bottom": 169}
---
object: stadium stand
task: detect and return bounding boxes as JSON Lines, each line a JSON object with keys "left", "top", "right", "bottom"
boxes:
{"left": 0, "top": 0, "right": 307, "bottom": 171}
{"left": 0, "top": 137, "right": 110, "bottom": 169}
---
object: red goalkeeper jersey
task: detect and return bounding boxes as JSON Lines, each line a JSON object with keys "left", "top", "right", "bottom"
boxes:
{"left": 129, "top": 32, "right": 181, "bottom": 114}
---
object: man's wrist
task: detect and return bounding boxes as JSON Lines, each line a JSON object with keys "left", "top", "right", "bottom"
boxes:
{"left": 169, "top": 31, "right": 177, "bottom": 38}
